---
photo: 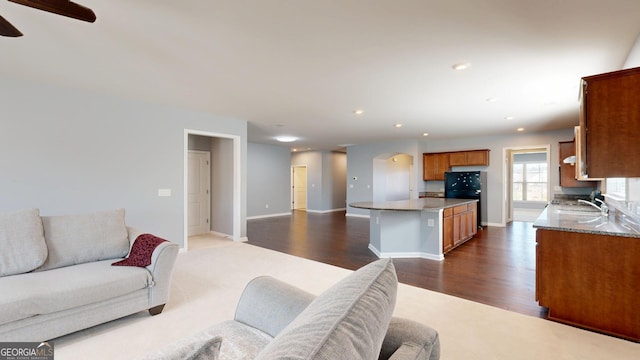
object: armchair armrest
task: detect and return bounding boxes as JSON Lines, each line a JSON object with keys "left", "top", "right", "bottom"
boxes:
{"left": 379, "top": 317, "right": 440, "bottom": 360}
{"left": 234, "top": 276, "right": 315, "bottom": 338}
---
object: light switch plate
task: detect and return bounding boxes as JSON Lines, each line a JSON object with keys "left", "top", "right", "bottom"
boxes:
{"left": 158, "top": 189, "right": 171, "bottom": 197}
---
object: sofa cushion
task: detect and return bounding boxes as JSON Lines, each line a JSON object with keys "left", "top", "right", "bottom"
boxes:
{"left": 0, "top": 208, "right": 48, "bottom": 277}
{"left": 37, "top": 209, "right": 129, "bottom": 271}
{"left": 255, "top": 258, "right": 398, "bottom": 360}
{"left": 0, "top": 259, "right": 152, "bottom": 326}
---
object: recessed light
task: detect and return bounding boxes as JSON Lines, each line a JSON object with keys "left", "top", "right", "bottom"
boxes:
{"left": 275, "top": 136, "right": 297, "bottom": 142}
{"left": 452, "top": 62, "right": 471, "bottom": 70}
{"left": 486, "top": 97, "right": 498, "bottom": 103}
{"left": 353, "top": 109, "right": 364, "bottom": 115}
{"left": 516, "top": 128, "right": 525, "bottom": 132}
{"left": 422, "top": 133, "right": 429, "bottom": 137}
{"left": 504, "top": 116, "right": 515, "bottom": 120}
{"left": 394, "top": 124, "right": 403, "bottom": 128}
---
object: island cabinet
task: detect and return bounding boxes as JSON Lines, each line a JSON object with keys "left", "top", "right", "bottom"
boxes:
{"left": 536, "top": 229, "right": 640, "bottom": 341}
{"left": 558, "top": 140, "right": 596, "bottom": 188}
{"left": 578, "top": 66, "right": 640, "bottom": 178}
{"left": 443, "top": 202, "right": 477, "bottom": 253}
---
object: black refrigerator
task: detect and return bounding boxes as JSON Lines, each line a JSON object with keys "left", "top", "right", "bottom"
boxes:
{"left": 444, "top": 171, "right": 486, "bottom": 229}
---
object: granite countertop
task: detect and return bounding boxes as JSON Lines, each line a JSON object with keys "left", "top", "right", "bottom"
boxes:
{"left": 349, "top": 198, "right": 477, "bottom": 212}
{"left": 533, "top": 203, "right": 640, "bottom": 238}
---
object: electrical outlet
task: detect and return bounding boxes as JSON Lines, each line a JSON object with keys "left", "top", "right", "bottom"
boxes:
{"left": 427, "top": 219, "right": 435, "bottom": 227}
{"left": 265, "top": 204, "right": 269, "bottom": 208}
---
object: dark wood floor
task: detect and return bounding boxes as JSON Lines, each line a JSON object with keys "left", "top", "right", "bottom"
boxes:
{"left": 247, "top": 210, "right": 548, "bottom": 319}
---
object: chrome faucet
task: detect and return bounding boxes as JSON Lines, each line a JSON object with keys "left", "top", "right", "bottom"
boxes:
{"left": 578, "top": 199, "right": 609, "bottom": 216}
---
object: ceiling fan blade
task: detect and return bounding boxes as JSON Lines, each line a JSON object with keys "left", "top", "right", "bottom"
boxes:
{"left": 0, "top": 14, "right": 23, "bottom": 37}
{"left": 8, "top": 0, "right": 96, "bottom": 23}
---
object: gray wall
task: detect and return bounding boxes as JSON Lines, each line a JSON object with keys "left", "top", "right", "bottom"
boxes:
{"left": 0, "top": 77, "right": 247, "bottom": 247}
{"left": 211, "top": 138, "right": 235, "bottom": 234}
{"left": 291, "top": 150, "right": 347, "bottom": 212}
{"left": 346, "top": 140, "right": 422, "bottom": 217}
{"left": 346, "top": 129, "right": 590, "bottom": 225}
{"left": 247, "top": 143, "right": 292, "bottom": 218}
{"left": 291, "top": 151, "right": 322, "bottom": 211}
{"left": 322, "top": 152, "right": 347, "bottom": 210}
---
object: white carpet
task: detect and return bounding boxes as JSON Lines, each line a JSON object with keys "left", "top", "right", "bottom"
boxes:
{"left": 54, "top": 238, "right": 640, "bottom": 359}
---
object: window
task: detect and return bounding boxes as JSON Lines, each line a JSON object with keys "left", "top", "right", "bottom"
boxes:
{"left": 513, "top": 162, "right": 548, "bottom": 201}
{"left": 605, "top": 178, "right": 626, "bottom": 200}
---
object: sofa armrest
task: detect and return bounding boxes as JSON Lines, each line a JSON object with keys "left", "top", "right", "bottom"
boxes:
{"left": 127, "top": 227, "right": 179, "bottom": 309}
{"left": 234, "top": 276, "right": 315, "bottom": 338}
{"left": 379, "top": 317, "right": 440, "bottom": 360}
{"left": 145, "top": 240, "right": 179, "bottom": 308}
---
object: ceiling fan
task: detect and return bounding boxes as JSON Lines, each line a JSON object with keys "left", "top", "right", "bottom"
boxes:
{"left": 0, "top": 0, "right": 96, "bottom": 37}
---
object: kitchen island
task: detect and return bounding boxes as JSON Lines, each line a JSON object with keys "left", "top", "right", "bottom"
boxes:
{"left": 349, "top": 198, "right": 478, "bottom": 261}
{"left": 533, "top": 202, "right": 640, "bottom": 341}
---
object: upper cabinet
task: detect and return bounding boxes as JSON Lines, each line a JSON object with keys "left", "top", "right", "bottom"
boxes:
{"left": 578, "top": 67, "right": 640, "bottom": 178}
{"left": 558, "top": 140, "right": 596, "bottom": 188}
{"left": 423, "top": 149, "right": 490, "bottom": 181}
{"left": 423, "top": 153, "right": 450, "bottom": 181}
{"left": 449, "top": 150, "right": 490, "bottom": 166}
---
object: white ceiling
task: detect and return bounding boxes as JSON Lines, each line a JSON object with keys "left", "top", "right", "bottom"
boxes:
{"left": 1, "top": 0, "right": 639, "bottom": 151}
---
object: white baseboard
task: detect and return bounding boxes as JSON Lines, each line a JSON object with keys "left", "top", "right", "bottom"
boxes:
{"left": 368, "top": 244, "right": 444, "bottom": 261}
{"left": 346, "top": 213, "right": 370, "bottom": 219}
{"left": 247, "top": 212, "right": 291, "bottom": 220}
{"left": 210, "top": 230, "right": 232, "bottom": 238}
{"left": 306, "top": 208, "right": 346, "bottom": 214}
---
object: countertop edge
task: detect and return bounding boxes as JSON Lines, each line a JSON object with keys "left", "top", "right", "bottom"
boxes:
{"left": 532, "top": 205, "right": 640, "bottom": 238}
{"left": 349, "top": 198, "right": 478, "bottom": 211}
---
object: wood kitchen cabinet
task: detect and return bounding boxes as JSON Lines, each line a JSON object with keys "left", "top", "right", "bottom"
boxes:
{"left": 536, "top": 229, "right": 640, "bottom": 341}
{"left": 423, "top": 149, "right": 490, "bottom": 180}
{"left": 423, "top": 153, "right": 450, "bottom": 180}
{"left": 558, "top": 140, "right": 596, "bottom": 188}
{"left": 443, "top": 202, "right": 477, "bottom": 253}
{"left": 578, "top": 66, "right": 640, "bottom": 178}
{"left": 442, "top": 208, "right": 454, "bottom": 253}
{"left": 449, "top": 150, "right": 490, "bottom": 166}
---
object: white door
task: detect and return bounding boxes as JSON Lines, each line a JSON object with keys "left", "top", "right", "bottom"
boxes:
{"left": 292, "top": 166, "right": 307, "bottom": 210}
{"left": 188, "top": 151, "right": 210, "bottom": 236}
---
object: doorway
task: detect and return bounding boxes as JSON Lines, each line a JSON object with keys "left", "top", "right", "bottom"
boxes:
{"left": 503, "top": 146, "right": 550, "bottom": 223}
{"left": 291, "top": 166, "right": 307, "bottom": 210}
{"left": 187, "top": 150, "right": 210, "bottom": 236}
{"left": 184, "top": 130, "right": 242, "bottom": 250}
{"left": 373, "top": 153, "right": 413, "bottom": 202}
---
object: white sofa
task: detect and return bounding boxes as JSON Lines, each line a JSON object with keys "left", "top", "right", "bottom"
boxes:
{"left": 0, "top": 208, "right": 179, "bottom": 341}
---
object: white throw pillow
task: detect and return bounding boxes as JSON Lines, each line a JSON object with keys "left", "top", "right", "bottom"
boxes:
{"left": 0, "top": 208, "right": 48, "bottom": 277}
